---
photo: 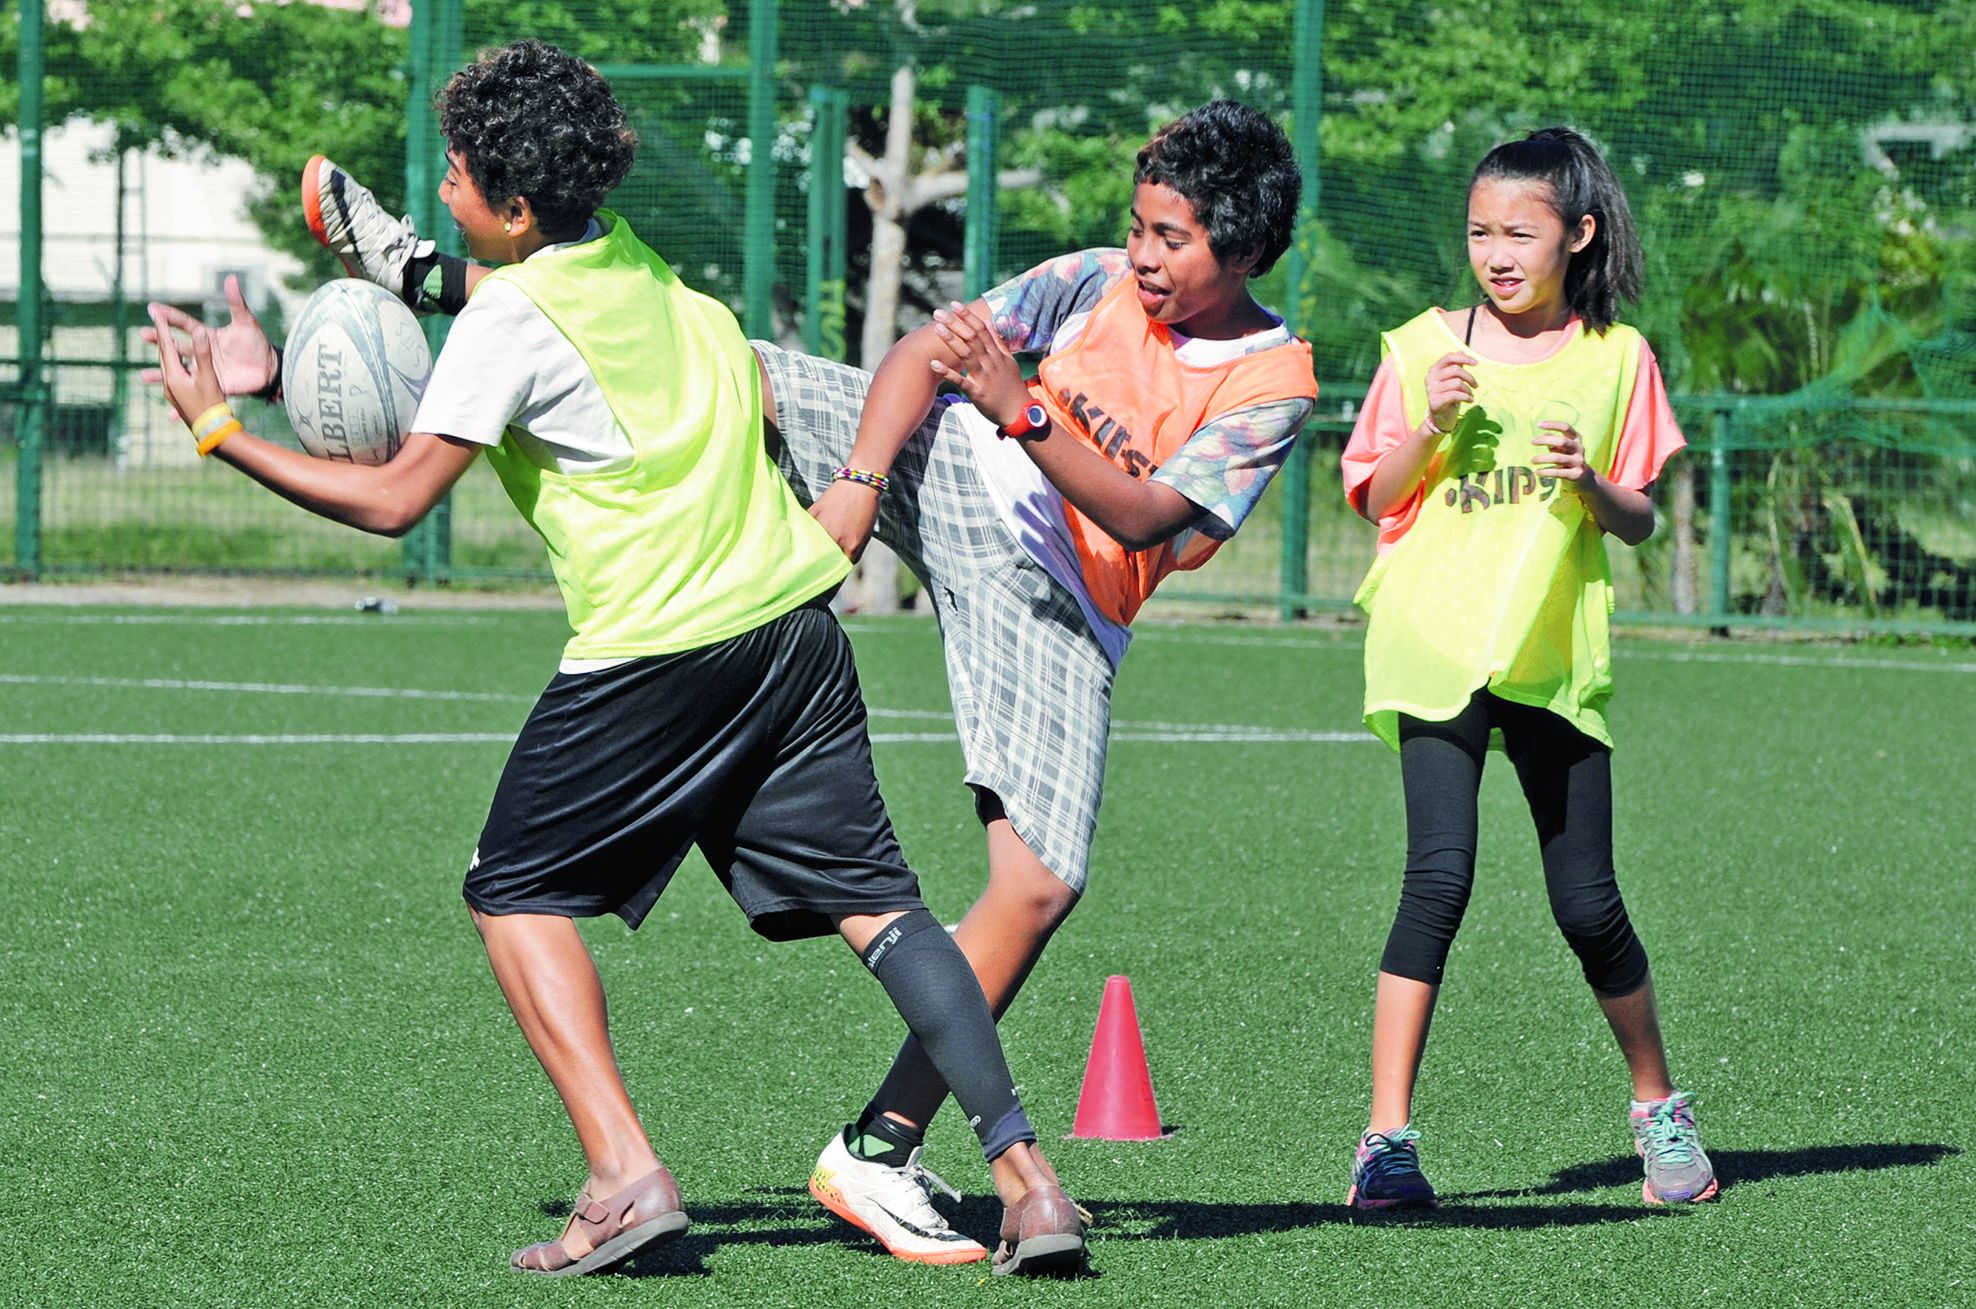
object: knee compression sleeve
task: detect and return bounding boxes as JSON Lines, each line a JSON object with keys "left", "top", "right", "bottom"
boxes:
{"left": 862, "top": 910, "right": 1035, "bottom": 1160}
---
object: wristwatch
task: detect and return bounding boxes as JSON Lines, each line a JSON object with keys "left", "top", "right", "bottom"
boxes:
{"left": 996, "top": 402, "right": 1051, "bottom": 441}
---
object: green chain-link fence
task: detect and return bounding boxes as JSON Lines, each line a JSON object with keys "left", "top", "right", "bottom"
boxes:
{"left": 7, "top": 0, "right": 1974, "bottom": 633}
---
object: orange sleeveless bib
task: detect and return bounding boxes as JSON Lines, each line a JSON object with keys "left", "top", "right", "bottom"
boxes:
{"left": 1031, "top": 278, "right": 1317, "bottom": 624}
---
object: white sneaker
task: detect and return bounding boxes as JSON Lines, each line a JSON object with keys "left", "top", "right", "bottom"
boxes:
{"left": 808, "top": 1129, "right": 988, "bottom": 1264}
{"left": 302, "top": 155, "right": 432, "bottom": 307}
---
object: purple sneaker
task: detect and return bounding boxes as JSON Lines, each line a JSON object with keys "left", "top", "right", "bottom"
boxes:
{"left": 1347, "top": 1126, "right": 1438, "bottom": 1210}
{"left": 1631, "top": 1090, "right": 1719, "bottom": 1204}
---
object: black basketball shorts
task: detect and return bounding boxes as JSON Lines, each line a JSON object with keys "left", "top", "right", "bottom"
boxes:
{"left": 464, "top": 598, "right": 926, "bottom": 940}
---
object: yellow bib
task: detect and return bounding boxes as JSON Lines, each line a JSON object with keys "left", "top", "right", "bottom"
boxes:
{"left": 1355, "top": 309, "right": 1642, "bottom": 750}
{"left": 482, "top": 213, "right": 850, "bottom": 660}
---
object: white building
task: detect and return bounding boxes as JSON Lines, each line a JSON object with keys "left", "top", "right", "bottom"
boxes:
{"left": 1, "top": 119, "right": 311, "bottom": 466}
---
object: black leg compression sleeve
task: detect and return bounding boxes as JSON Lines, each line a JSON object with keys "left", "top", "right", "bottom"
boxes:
{"left": 1380, "top": 693, "right": 1649, "bottom": 995}
{"left": 862, "top": 910, "right": 1035, "bottom": 1161}
{"left": 864, "top": 1042, "right": 948, "bottom": 1137}
{"left": 860, "top": 789, "right": 1053, "bottom": 1133}
{"left": 435, "top": 252, "right": 472, "bottom": 316}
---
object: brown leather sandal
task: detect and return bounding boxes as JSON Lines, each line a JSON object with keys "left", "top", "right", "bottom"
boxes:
{"left": 1033, "top": 1150, "right": 1097, "bottom": 1228}
{"left": 510, "top": 1166, "right": 691, "bottom": 1277}
{"left": 990, "top": 1182, "right": 1089, "bottom": 1277}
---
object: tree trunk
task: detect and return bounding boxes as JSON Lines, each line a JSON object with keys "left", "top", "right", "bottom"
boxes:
{"left": 1671, "top": 461, "right": 1698, "bottom": 614}
{"left": 860, "top": 58, "right": 916, "bottom": 374}
{"left": 850, "top": 47, "right": 918, "bottom": 615}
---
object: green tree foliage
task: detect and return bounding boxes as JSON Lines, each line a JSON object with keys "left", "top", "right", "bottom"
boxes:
{"left": 1, "top": 0, "right": 722, "bottom": 279}
{"left": 6, "top": 0, "right": 1969, "bottom": 392}
{"left": 3, "top": 0, "right": 407, "bottom": 276}
{"left": 1313, "top": 0, "right": 1975, "bottom": 392}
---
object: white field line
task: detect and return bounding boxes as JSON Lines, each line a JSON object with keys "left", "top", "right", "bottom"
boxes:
{"left": 0, "top": 614, "right": 493, "bottom": 626}
{"left": 0, "top": 674, "right": 1376, "bottom": 741}
{"left": 1137, "top": 629, "right": 1976, "bottom": 674}
{"left": 0, "top": 674, "right": 533, "bottom": 702}
{"left": 1620, "top": 649, "right": 1976, "bottom": 674}
{"left": 3, "top": 728, "right": 1372, "bottom": 746}
{"left": 0, "top": 733, "right": 517, "bottom": 745}
{"left": 871, "top": 728, "right": 1374, "bottom": 745}
{"left": 1137, "top": 631, "right": 1363, "bottom": 651}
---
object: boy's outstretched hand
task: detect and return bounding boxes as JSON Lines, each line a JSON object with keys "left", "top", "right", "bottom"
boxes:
{"left": 140, "top": 274, "right": 279, "bottom": 400}
{"left": 146, "top": 304, "right": 229, "bottom": 432}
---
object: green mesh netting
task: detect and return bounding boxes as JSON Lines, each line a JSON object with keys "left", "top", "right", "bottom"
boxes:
{"left": 5, "top": 0, "right": 1973, "bottom": 628}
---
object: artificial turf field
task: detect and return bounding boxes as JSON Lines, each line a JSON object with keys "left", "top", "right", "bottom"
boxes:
{"left": 0, "top": 603, "right": 1968, "bottom": 1309}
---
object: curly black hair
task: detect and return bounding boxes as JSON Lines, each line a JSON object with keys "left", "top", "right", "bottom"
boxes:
{"left": 437, "top": 39, "right": 637, "bottom": 237}
{"left": 1134, "top": 101, "right": 1300, "bottom": 276}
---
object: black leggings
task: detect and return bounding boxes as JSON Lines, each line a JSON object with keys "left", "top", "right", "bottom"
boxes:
{"left": 1380, "top": 691, "right": 1650, "bottom": 997}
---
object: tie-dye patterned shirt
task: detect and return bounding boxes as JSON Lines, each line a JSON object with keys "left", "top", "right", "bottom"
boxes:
{"left": 984, "top": 248, "right": 1314, "bottom": 543}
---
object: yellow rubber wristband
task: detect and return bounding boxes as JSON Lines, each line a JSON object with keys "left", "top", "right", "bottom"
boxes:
{"left": 197, "top": 419, "right": 243, "bottom": 457}
{"left": 190, "top": 402, "right": 234, "bottom": 438}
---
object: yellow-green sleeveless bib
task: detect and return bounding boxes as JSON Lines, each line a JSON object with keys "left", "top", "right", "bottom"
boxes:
{"left": 1355, "top": 309, "right": 1642, "bottom": 750}
{"left": 481, "top": 213, "right": 850, "bottom": 660}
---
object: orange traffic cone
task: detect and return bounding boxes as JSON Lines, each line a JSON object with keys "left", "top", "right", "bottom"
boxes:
{"left": 1069, "top": 975, "right": 1167, "bottom": 1140}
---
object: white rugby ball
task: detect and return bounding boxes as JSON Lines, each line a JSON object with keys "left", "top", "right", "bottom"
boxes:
{"left": 282, "top": 279, "right": 431, "bottom": 464}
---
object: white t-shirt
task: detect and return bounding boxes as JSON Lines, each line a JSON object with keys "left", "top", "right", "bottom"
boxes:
{"left": 960, "top": 308, "right": 1293, "bottom": 668}
{"left": 412, "top": 222, "right": 636, "bottom": 672}
{"left": 412, "top": 222, "right": 627, "bottom": 472}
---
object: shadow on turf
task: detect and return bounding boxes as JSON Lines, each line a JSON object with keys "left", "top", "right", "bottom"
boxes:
{"left": 517, "top": 1144, "right": 1967, "bottom": 1274}
{"left": 1440, "top": 1142, "right": 1961, "bottom": 1203}
{"left": 532, "top": 1190, "right": 1017, "bottom": 1278}
{"left": 529, "top": 1194, "right": 837, "bottom": 1273}
{"left": 534, "top": 1175, "right": 1703, "bottom": 1274}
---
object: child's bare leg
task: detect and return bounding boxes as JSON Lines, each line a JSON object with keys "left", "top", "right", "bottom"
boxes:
{"left": 987, "top": 1142, "right": 1057, "bottom": 1205}
{"left": 1594, "top": 973, "right": 1676, "bottom": 1101}
{"left": 958, "top": 819, "right": 1081, "bottom": 1017}
{"left": 1368, "top": 970, "right": 1438, "bottom": 1134}
{"left": 469, "top": 908, "right": 662, "bottom": 1193}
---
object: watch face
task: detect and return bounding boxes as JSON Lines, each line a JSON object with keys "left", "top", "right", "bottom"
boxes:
{"left": 999, "top": 403, "right": 1049, "bottom": 439}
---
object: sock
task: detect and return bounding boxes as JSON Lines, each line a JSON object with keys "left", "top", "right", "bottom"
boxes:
{"left": 1631, "top": 1090, "right": 1686, "bottom": 1113}
{"left": 406, "top": 251, "right": 472, "bottom": 316}
{"left": 861, "top": 910, "right": 1036, "bottom": 1162}
{"left": 845, "top": 1110, "right": 922, "bottom": 1167}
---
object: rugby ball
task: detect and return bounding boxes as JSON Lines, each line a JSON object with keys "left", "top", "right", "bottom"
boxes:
{"left": 282, "top": 279, "right": 431, "bottom": 464}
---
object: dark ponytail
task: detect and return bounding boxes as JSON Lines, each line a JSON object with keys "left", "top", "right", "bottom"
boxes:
{"left": 1472, "top": 127, "right": 1641, "bottom": 334}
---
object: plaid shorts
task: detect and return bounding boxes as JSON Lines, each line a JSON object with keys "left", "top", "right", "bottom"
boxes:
{"left": 753, "top": 342, "right": 1115, "bottom": 893}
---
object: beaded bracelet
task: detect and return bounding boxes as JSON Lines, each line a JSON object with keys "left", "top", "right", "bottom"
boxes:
{"left": 832, "top": 465, "right": 890, "bottom": 494}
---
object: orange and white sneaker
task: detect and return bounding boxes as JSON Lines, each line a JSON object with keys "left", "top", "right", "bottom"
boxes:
{"left": 301, "top": 155, "right": 431, "bottom": 308}
{"left": 808, "top": 1129, "right": 988, "bottom": 1264}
